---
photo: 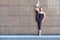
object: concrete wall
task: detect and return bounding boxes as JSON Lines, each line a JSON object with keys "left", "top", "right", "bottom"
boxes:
{"left": 0, "top": 0, "right": 60, "bottom": 35}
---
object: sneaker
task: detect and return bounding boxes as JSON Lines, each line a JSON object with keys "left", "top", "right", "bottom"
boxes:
{"left": 39, "top": 30, "right": 41, "bottom": 36}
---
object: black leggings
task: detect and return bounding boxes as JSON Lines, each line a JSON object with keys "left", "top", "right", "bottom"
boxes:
{"left": 36, "top": 11, "right": 44, "bottom": 30}
{"left": 37, "top": 20, "right": 42, "bottom": 30}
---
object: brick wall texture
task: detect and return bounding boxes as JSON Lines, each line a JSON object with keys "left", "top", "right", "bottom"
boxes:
{"left": 0, "top": 0, "right": 60, "bottom": 35}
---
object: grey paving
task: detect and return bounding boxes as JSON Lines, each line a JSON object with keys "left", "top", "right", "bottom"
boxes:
{"left": 0, "top": 35, "right": 60, "bottom": 40}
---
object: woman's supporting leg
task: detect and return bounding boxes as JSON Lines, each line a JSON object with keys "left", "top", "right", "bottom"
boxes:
{"left": 38, "top": 20, "right": 42, "bottom": 36}
{"left": 38, "top": 20, "right": 41, "bottom": 30}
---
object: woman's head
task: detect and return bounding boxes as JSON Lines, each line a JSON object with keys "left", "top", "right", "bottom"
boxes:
{"left": 39, "top": 7, "right": 43, "bottom": 12}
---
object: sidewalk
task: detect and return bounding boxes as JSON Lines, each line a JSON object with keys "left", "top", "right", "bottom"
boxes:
{"left": 0, "top": 35, "right": 60, "bottom": 40}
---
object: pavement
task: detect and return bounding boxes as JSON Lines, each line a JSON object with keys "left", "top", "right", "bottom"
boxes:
{"left": 0, "top": 35, "right": 60, "bottom": 40}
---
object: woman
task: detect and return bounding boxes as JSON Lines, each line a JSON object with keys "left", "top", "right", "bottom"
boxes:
{"left": 35, "top": 2, "right": 46, "bottom": 36}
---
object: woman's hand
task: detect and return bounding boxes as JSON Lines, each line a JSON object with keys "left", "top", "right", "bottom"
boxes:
{"left": 36, "top": 0, "right": 40, "bottom": 7}
{"left": 36, "top": 3, "right": 39, "bottom": 7}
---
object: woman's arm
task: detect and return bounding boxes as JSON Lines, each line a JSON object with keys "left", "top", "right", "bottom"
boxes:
{"left": 35, "top": 7, "right": 39, "bottom": 12}
{"left": 35, "top": 0, "right": 40, "bottom": 12}
{"left": 42, "top": 12, "right": 46, "bottom": 23}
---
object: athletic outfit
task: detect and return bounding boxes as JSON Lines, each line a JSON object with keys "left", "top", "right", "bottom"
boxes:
{"left": 36, "top": 11, "right": 44, "bottom": 30}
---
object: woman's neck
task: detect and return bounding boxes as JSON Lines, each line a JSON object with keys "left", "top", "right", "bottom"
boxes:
{"left": 40, "top": 11, "right": 43, "bottom": 12}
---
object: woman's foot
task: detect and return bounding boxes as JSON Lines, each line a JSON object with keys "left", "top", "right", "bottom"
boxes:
{"left": 39, "top": 30, "right": 41, "bottom": 36}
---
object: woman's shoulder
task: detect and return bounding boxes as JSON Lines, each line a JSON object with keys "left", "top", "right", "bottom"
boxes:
{"left": 39, "top": 12, "right": 45, "bottom": 14}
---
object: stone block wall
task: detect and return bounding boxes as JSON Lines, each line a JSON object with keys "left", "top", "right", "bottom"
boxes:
{"left": 0, "top": 0, "right": 60, "bottom": 35}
